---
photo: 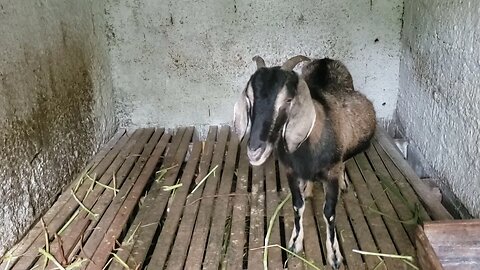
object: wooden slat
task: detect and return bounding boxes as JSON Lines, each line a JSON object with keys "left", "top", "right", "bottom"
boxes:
{"left": 105, "top": 131, "right": 172, "bottom": 269}
{"left": 46, "top": 129, "right": 160, "bottom": 268}
{"left": 346, "top": 158, "right": 403, "bottom": 269}
{"left": 311, "top": 182, "right": 328, "bottom": 265}
{"left": 416, "top": 226, "right": 443, "bottom": 270}
{"left": 328, "top": 187, "right": 364, "bottom": 269}
{"left": 183, "top": 126, "right": 230, "bottom": 269}
{"left": 355, "top": 153, "right": 415, "bottom": 258}
{"left": 302, "top": 199, "right": 324, "bottom": 267}
{"left": 109, "top": 140, "right": 200, "bottom": 270}
{"left": 70, "top": 128, "right": 160, "bottom": 265}
{"left": 247, "top": 163, "right": 265, "bottom": 270}
{"left": 3, "top": 126, "right": 444, "bottom": 270}
{"left": 156, "top": 127, "right": 217, "bottom": 270}
{"left": 0, "top": 130, "right": 126, "bottom": 269}
{"left": 375, "top": 129, "right": 452, "bottom": 220}
{"left": 263, "top": 156, "right": 283, "bottom": 270}
{"left": 365, "top": 145, "right": 427, "bottom": 242}
{"left": 106, "top": 127, "right": 187, "bottom": 269}
{"left": 122, "top": 139, "right": 199, "bottom": 269}
{"left": 342, "top": 160, "right": 381, "bottom": 269}
{"left": 225, "top": 139, "right": 251, "bottom": 270}
{"left": 278, "top": 163, "right": 303, "bottom": 270}
{"left": 84, "top": 128, "right": 192, "bottom": 269}
{"left": 372, "top": 140, "right": 432, "bottom": 223}
{"left": 202, "top": 134, "right": 239, "bottom": 269}
{"left": 12, "top": 129, "right": 142, "bottom": 270}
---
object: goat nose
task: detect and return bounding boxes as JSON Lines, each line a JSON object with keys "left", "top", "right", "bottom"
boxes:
{"left": 248, "top": 139, "right": 265, "bottom": 152}
{"left": 247, "top": 147, "right": 264, "bottom": 161}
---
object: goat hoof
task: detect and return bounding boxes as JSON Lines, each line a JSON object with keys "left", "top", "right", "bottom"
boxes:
{"left": 287, "top": 239, "right": 303, "bottom": 254}
{"left": 328, "top": 253, "right": 343, "bottom": 270}
{"left": 340, "top": 179, "right": 349, "bottom": 193}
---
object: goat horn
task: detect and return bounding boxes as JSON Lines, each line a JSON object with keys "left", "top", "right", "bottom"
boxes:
{"left": 252, "top": 56, "right": 266, "bottom": 69}
{"left": 281, "top": 55, "right": 310, "bottom": 70}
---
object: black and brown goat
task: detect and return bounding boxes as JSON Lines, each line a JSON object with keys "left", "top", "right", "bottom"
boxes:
{"left": 233, "top": 55, "right": 376, "bottom": 269}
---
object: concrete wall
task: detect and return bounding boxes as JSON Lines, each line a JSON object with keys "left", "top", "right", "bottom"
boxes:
{"left": 106, "top": 0, "right": 404, "bottom": 133}
{"left": 398, "top": 0, "right": 480, "bottom": 217}
{"left": 0, "top": 0, "right": 116, "bottom": 255}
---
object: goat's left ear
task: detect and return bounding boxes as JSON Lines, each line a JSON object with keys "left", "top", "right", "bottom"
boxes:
{"left": 283, "top": 79, "right": 316, "bottom": 152}
{"left": 233, "top": 87, "right": 251, "bottom": 140}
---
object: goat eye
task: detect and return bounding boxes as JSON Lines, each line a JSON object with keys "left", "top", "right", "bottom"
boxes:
{"left": 285, "top": 98, "right": 293, "bottom": 103}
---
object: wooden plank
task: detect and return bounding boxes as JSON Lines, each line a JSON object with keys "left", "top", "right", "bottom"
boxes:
{"left": 11, "top": 130, "right": 142, "bottom": 270}
{"left": 375, "top": 129, "right": 452, "bottom": 220}
{"left": 330, "top": 188, "right": 364, "bottom": 269}
{"left": 84, "top": 128, "right": 193, "bottom": 270}
{"left": 202, "top": 134, "right": 240, "bottom": 269}
{"left": 311, "top": 182, "right": 328, "bottom": 265}
{"left": 111, "top": 139, "right": 201, "bottom": 270}
{"left": 263, "top": 156, "right": 284, "bottom": 270}
{"left": 415, "top": 226, "right": 443, "bottom": 270}
{"left": 224, "top": 138, "right": 251, "bottom": 270}
{"left": 155, "top": 127, "right": 217, "bottom": 270}
{"left": 346, "top": 158, "right": 404, "bottom": 269}
{"left": 0, "top": 130, "right": 126, "bottom": 269}
{"left": 278, "top": 163, "right": 303, "bottom": 270}
{"left": 183, "top": 126, "right": 230, "bottom": 269}
{"left": 247, "top": 163, "right": 265, "bottom": 270}
{"left": 49, "top": 218, "right": 91, "bottom": 267}
{"left": 66, "top": 128, "right": 159, "bottom": 265}
{"left": 365, "top": 144, "right": 428, "bottom": 242}
{"left": 302, "top": 199, "right": 324, "bottom": 268}
{"left": 372, "top": 140, "right": 432, "bottom": 223}
{"left": 45, "top": 129, "right": 160, "bottom": 268}
{"left": 342, "top": 160, "right": 382, "bottom": 269}
{"left": 355, "top": 153, "right": 415, "bottom": 257}
{"left": 423, "top": 219, "right": 480, "bottom": 268}
{"left": 106, "top": 130, "right": 172, "bottom": 269}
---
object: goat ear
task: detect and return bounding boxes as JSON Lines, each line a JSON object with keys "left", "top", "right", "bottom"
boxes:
{"left": 233, "top": 87, "right": 251, "bottom": 140}
{"left": 283, "top": 79, "right": 316, "bottom": 152}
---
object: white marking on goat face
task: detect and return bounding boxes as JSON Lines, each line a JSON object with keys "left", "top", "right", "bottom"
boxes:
{"left": 247, "top": 86, "right": 288, "bottom": 166}
{"left": 273, "top": 86, "right": 290, "bottom": 119}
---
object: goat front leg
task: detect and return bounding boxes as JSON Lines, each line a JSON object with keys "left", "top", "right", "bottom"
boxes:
{"left": 339, "top": 162, "right": 349, "bottom": 192}
{"left": 287, "top": 173, "right": 307, "bottom": 253}
{"left": 324, "top": 169, "right": 343, "bottom": 269}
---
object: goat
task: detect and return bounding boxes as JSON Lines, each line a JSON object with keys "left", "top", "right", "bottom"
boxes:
{"left": 233, "top": 55, "right": 376, "bottom": 269}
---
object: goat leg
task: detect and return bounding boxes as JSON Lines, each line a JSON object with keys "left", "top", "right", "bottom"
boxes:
{"left": 323, "top": 174, "right": 343, "bottom": 269}
{"left": 287, "top": 174, "right": 306, "bottom": 253}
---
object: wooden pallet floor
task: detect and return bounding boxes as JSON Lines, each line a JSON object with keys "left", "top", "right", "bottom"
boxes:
{"left": 0, "top": 126, "right": 450, "bottom": 270}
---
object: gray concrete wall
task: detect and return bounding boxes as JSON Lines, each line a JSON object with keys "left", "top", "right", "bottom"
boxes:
{"left": 398, "top": 0, "right": 480, "bottom": 217}
{"left": 0, "top": 0, "right": 116, "bottom": 255}
{"left": 106, "top": 0, "right": 404, "bottom": 133}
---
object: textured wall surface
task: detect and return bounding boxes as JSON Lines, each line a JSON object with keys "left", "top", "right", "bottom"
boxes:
{"left": 0, "top": 0, "right": 116, "bottom": 255}
{"left": 106, "top": 0, "right": 404, "bottom": 132}
{"left": 398, "top": 0, "right": 480, "bottom": 217}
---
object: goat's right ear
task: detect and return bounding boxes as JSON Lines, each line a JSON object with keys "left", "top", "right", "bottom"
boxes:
{"left": 233, "top": 87, "right": 251, "bottom": 140}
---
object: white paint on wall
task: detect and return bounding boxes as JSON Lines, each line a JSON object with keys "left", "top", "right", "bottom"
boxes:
{"left": 398, "top": 0, "right": 480, "bottom": 217}
{"left": 106, "top": 0, "right": 404, "bottom": 131}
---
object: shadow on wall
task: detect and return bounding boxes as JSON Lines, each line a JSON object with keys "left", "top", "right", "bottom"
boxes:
{"left": 0, "top": 25, "right": 97, "bottom": 256}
